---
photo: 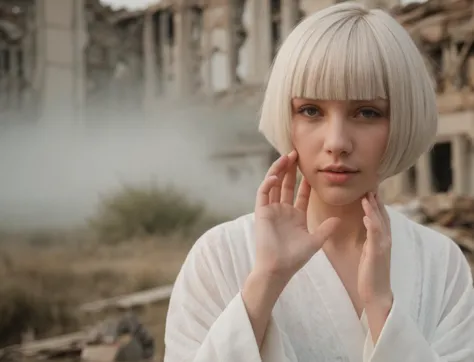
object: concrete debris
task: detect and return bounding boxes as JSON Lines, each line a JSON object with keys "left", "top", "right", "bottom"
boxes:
{"left": 0, "top": 1, "right": 29, "bottom": 43}
{"left": 1, "top": 308, "right": 158, "bottom": 361}
{"left": 0, "top": 19, "right": 22, "bottom": 41}
{"left": 17, "top": 331, "right": 87, "bottom": 359}
{"left": 0, "top": 347, "right": 21, "bottom": 362}
{"left": 80, "top": 284, "right": 173, "bottom": 314}
{"left": 83, "top": 313, "right": 154, "bottom": 362}
{"left": 392, "top": 193, "right": 474, "bottom": 270}
{"left": 392, "top": 0, "right": 474, "bottom": 113}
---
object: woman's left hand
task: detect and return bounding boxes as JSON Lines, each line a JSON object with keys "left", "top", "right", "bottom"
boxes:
{"left": 358, "top": 191, "right": 393, "bottom": 342}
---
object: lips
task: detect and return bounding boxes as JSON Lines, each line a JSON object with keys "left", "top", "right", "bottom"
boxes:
{"left": 321, "top": 168, "right": 359, "bottom": 174}
{"left": 323, "top": 169, "right": 356, "bottom": 173}
{"left": 319, "top": 167, "right": 359, "bottom": 184}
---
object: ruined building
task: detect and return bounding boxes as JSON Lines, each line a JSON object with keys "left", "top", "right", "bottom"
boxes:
{"left": 8, "top": 0, "right": 474, "bottom": 206}
{"left": 0, "top": 0, "right": 152, "bottom": 123}
{"left": 382, "top": 0, "right": 474, "bottom": 200}
{"left": 0, "top": 0, "right": 401, "bottom": 118}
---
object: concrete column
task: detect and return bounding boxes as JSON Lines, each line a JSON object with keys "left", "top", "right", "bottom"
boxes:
{"left": 188, "top": 8, "right": 202, "bottom": 91}
{"left": 174, "top": 3, "right": 193, "bottom": 96}
{"left": 390, "top": 170, "right": 411, "bottom": 196}
{"left": 247, "top": 0, "right": 272, "bottom": 84}
{"left": 226, "top": 0, "right": 238, "bottom": 88}
{"left": 201, "top": 6, "right": 213, "bottom": 95}
{"left": 33, "top": 0, "right": 45, "bottom": 95}
{"left": 9, "top": 46, "right": 20, "bottom": 109}
{"left": 36, "top": 0, "right": 86, "bottom": 123}
{"left": 74, "top": 0, "right": 86, "bottom": 121}
{"left": 159, "top": 11, "right": 171, "bottom": 96}
{"left": 22, "top": 6, "right": 35, "bottom": 107}
{"left": 281, "top": 0, "right": 299, "bottom": 41}
{"left": 452, "top": 134, "right": 469, "bottom": 194}
{"left": 143, "top": 12, "right": 157, "bottom": 115}
{"left": 416, "top": 151, "right": 433, "bottom": 196}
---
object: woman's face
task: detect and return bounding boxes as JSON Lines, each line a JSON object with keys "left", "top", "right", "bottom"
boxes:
{"left": 291, "top": 98, "right": 390, "bottom": 206}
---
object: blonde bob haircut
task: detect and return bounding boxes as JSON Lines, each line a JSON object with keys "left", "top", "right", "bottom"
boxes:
{"left": 258, "top": 2, "right": 438, "bottom": 180}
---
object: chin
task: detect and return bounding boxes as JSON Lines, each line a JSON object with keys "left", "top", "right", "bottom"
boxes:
{"left": 312, "top": 182, "right": 368, "bottom": 206}
{"left": 321, "top": 189, "right": 362, "bottom": 206}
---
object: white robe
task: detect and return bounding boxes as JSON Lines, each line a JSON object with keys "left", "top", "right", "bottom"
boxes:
{"left": 163, "top": 206, "right": 474, "bottom": 362}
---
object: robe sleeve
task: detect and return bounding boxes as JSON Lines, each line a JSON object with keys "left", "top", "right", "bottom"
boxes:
{"left": 363, "top": 240, "right": 474, "bottom": 362}
{"left": 163, "top": 226, "right": 294, "bottom": 362}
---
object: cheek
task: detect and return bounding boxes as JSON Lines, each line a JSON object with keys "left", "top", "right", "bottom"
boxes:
{"left": 291, "top": 121, "right": 302, "bottom": 145}
{"left": 374, "top": 123, "right": 390, "bottom": 154}
{"left": 359, "top": 124, "right": 390, "bottom": 165}
{"left": 291, "top": 121, "right": 319, "bottom": 150}
{"left": 292, "top": 131, "right": 320, "bottom": 173}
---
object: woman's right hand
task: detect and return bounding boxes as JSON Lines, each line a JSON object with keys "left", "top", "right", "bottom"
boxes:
{"left": 253, "top": 150, "right": 341, "bottom": 285}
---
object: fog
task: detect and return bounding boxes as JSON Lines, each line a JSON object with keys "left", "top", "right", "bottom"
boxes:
{"left": 0, "top": 103, "right": 267, "bottom": 231}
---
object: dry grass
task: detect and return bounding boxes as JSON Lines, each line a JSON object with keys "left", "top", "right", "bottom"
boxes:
{"left": 0, "top": 183, "right": 228, "bottom": 358}
{"left": 0, "top": 232, "right": 193, "bottom": 351}
{"left": 89, "top": 183, "right": 207, "bottom": 243}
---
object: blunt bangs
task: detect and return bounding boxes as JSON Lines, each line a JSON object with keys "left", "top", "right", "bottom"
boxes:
{"left": 291, "top": 17, "right": 388, "bottom": 102}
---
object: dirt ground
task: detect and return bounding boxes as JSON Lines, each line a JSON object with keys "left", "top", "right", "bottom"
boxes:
{"left": 0, "top": 230, "right": 194, "bottom": 360}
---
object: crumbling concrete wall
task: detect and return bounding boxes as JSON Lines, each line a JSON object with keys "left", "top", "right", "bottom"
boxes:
{"left": 36, "top": 0, "right": 86, "bottom": 123}
{"left": 382, "top": 0, "right": 474, "bottom": 201}
{"left": 0, "top": 0, "right": 405, "bottom": 121}
{"left": 0, "top": 0, "right": 36, "bottom": 122}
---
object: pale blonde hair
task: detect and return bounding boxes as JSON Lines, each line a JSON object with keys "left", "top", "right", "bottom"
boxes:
{"left": 258, "top": 2, "right": 438, "bottom": 179}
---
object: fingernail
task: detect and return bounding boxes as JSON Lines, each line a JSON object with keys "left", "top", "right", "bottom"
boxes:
{"left": 363, "top": 216, "right": 370, "bottom": 228}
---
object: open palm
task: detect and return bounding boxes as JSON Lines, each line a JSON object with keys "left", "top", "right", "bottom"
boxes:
{"left": 254, "top": 150, "right": 340, "bottom": 282}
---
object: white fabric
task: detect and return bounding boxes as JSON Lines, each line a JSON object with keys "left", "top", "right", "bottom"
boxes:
{"left": 163, "top": 206, "right": 474, "bottom": 362}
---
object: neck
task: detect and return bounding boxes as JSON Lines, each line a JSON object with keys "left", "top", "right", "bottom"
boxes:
{"left": 307, "top": 189, "right": 367, "bottom": 252}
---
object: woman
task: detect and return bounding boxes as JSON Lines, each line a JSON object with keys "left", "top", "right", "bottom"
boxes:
{"left": 164, "top": 2, "right": 474, "bottom": 362}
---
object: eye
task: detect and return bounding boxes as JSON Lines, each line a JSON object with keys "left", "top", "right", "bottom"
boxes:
{"left": 357, "top": 108, "right": 383, "bottom": 119}
{"left": 298, "top": 105, "right": 321, "bottom": 118}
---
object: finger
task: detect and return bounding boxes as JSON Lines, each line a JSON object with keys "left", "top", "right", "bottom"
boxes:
{"left": 312, "top": 217, "right": 341, "bottom": 249}
{"left": 368, "top": 193, "right": 384, "bottom": 231}
{"left": 363, "top": 215, "right": 391, "bottom": 256}
{"left": 374, "top": 193, "right": 392, "bottom": 250}
{"left": 294, "top": 177, "right": 311, "bottom": 212}
{"left": 361, "top": 239, "right": 368, "bottom": 259}
{"left": 370, "top": 193, "right": 387, "bottom": 239}
{"left": 266, "top": 152, "right": 293, "bottom": 203}
{"left": 265, "top": 153, "right": 289, "bottom": 178}
{"left": 269, "top": 172, "right": 283, "bottom": 203}
{"left": 375, "top": 192, "right": 391, "bottom": 232}
{"left": 281, "top": 152, "right": 298, "bottom": 204}
{"left": 362, "top": 197, "right": 383, "bottom": 243}
{"left": 369, "top": 192, "right": 384, "bottom": 227}
{"left": 256, "top": 175, "right": 279, "bottom": 208}
{"left": 370, "top": 192, "right": 390, "bottom": 239}
{"left": 270, "top": 152, "right": 296, "bottom": 203}
{"left": 363, "top": 215, "right": 375, "bottom": 244}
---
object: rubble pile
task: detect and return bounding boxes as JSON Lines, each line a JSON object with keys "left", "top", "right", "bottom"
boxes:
{"left": 392, "top": 193, "right": 474, "bottom": 269}
{"left": 0, "top": 0, "right": 31, "bottom": 43}
{"left": 391, "top": 0, "right": 474, "bottom": 47}
{"left": 391, "top": 0, "right": 474, "bottom": 113}
{"left": 0, "top": 313, "right": 156, "bottom": 362}
{"left": 83, "top": 313, "right": 155, "bottom": 362}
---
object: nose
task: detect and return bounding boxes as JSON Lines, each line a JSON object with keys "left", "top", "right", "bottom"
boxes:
{"left": 322, "top": 114, "right": 352, "bottom": 156}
